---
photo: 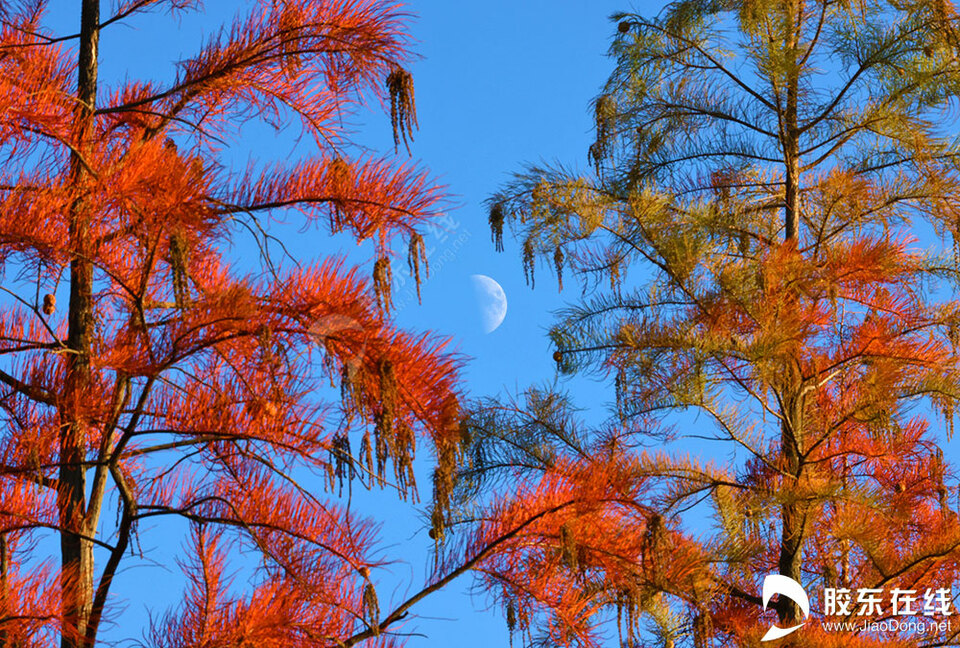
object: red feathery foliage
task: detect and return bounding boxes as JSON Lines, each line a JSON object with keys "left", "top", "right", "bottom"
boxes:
{"left": 452, "top": 233, "right": 960, "bottom": 647}
{"left": 0, "top": 2, "right": 464, "bottom": 647}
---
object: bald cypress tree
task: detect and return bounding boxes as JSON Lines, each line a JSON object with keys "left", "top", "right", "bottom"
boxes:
{"left": 454, "top": 2, "right": 960, "bottom": 646}
{"left": 0, "top": 3, "right": 470, "bottom": 646}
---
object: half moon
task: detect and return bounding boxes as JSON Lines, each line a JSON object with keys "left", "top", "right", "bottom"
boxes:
{"left": 470, "top": 275, "right": 508, "bottom": 334}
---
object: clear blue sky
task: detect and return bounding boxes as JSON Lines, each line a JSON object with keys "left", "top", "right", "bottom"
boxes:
{"left": 37, "top": 1, "right": 647, "bottom": 645}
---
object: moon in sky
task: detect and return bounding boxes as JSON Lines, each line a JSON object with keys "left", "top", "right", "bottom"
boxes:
{"left": 470, "top": 274, "right": 508, "bottom": 333}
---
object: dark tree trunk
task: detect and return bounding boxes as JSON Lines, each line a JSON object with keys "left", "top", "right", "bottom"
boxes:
{"left": 60, "top": 2, "right": 100, "bottom": 647}
{"left": 777, "top": 0, "right": 807, "bottom": 630}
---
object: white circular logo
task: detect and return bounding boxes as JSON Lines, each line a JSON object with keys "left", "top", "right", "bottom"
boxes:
{"left": 761, "top": 575, "right": 810, "bottom": 642}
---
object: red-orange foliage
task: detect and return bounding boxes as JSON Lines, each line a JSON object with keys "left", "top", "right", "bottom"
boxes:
{"left": 0, "top": 2, "right": 464, "bottom": 647}
{"left": 452, "top": 234, "right": 960, "bottom": 647}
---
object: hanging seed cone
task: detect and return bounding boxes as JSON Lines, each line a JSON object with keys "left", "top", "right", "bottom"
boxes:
{"left": 373, "top": 257, "right": 393, "bottom": 312}
{"left": 522, "top": 238, "right": 536, "bottom": 287}
{"left": 431, "top": 396, "right": 461, "bottom": 543}
{"left": 489, "top": 201, "right": 505, "bottom": 252}
{"left": 609, "top": 256, "right": 621, "bottom": 291}
{"left": 327, "top": 157, "right": 352, "bottom": 232}
{"left": 428, "top": 505, "right": 444, "bottom": 541}
{"left": 362, "top": 581, "right": 380, "bottom": 635}
{"left": 360, "top": 429, "right": 374, "bottom": 479}
{"left": 374, "top": 359, "right": 398, "bottom": 476}
{"left": 407, "top": 232, "right": 428, "bottom": 303}
{"left": 554, "top": 245, "right": 565, "bottom": 292}
{"left": 590, "top": 94, "right": 617, "bottom": 173}
{"left": 386, "top": 67, "right": 417, "bottom": 153}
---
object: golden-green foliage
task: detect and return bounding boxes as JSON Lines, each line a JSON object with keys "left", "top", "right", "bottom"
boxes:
{"left": 472, "top": 1, "right": 960, "bottom": 646}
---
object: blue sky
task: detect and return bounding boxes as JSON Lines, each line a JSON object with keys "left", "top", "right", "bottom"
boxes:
{"left": 37, "top": 1, "right": 646, "bottom": 645}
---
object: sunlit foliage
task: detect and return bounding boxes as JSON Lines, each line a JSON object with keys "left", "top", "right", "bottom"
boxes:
{"left": 0, "top": 2, "right": 466, "bottom": 647}
{"left": 468, "top": 1, "right": 960, "bottom": 646}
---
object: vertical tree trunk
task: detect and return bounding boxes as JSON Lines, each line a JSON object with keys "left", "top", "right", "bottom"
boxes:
{"left": 0, "top": 534, "right": 8, "bottom": 648}
{"left": 777, "top": 0, "right": 807, "bottom": 630}
{"left": 60, "top": 2, "right": 99, "bottom": 647}
{"left": 782, "top": 0, "right": 801, "bottom": 244}
{"left": 778, "top": 402, "right": 806, "bottom": 626}
{"left": 783, "top": 88, "right": 800, "bottom": 241}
